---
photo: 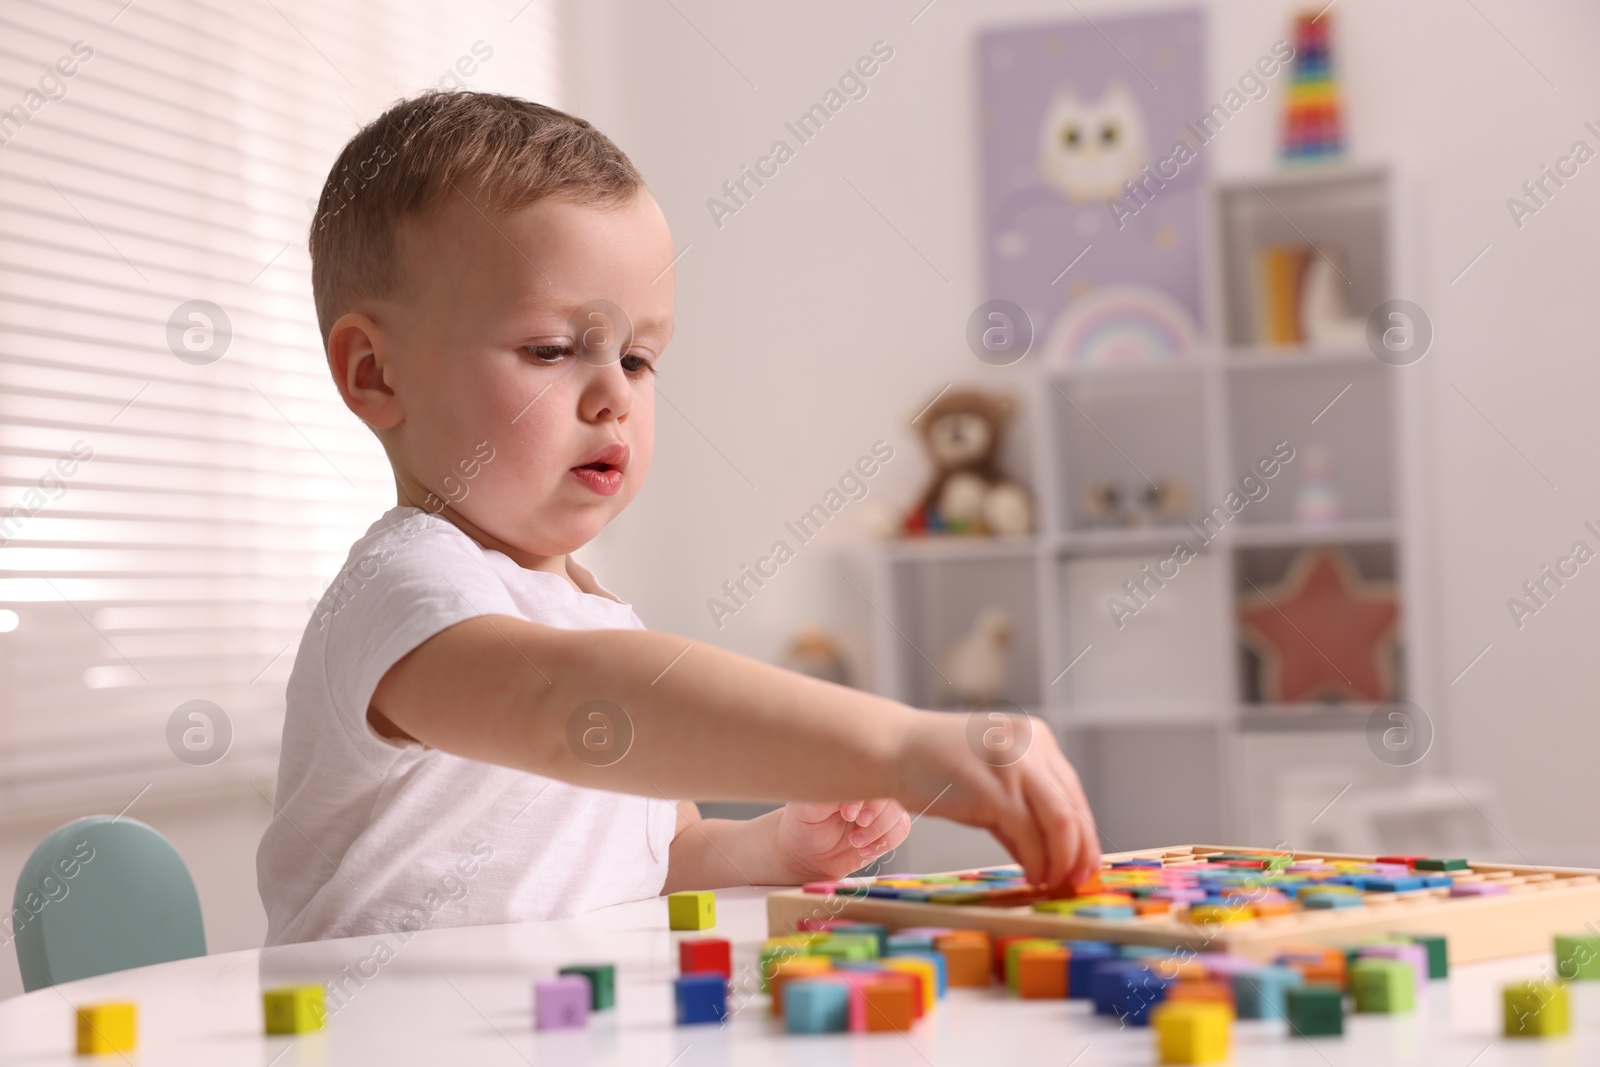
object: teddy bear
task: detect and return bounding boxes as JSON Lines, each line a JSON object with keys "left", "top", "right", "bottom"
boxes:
{"left": 905, "top": 388, "right": 1035, "bottom": 536}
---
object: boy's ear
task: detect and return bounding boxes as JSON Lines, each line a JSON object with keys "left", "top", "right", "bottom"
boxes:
{"left": 327, "top": 312, "right": 402, "bottom": 430}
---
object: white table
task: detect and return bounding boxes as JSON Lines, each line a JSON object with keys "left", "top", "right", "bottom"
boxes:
{"left": 0, "top": 886, "right": 1594, "bottom": 1065}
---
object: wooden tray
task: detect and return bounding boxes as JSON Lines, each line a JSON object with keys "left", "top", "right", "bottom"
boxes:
{"left": 765, "top": 844, "right": 1600, "bottom": 964}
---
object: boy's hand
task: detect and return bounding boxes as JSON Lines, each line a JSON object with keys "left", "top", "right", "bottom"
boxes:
{"left": 776, "top": 799, "right": 911, "bottom": 882}
{"left": 897, "top": 712, "right": 1101, "bottom": 894}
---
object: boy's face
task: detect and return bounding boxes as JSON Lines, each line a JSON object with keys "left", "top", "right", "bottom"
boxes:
{"left": 378, "top": 189, "right": 674, "bottom": 560}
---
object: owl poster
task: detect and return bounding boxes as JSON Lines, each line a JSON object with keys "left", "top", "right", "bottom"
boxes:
{"left": 976, "top": 10, "right": 1206, "bottom": 358}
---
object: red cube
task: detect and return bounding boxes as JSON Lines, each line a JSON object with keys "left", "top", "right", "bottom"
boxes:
{"left": 679, "top": 938, "right": 732, "bottom": 979}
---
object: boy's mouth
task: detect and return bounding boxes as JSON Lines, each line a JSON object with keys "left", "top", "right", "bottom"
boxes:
{"left": 570, "top": 443, "right": 629, "bottom": 497}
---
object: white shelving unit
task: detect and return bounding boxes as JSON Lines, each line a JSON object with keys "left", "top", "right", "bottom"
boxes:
{"left": 854, "top": 165, "right": 1435, "bottom": 852}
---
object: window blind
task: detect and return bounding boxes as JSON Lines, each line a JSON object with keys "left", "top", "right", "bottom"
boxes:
{"left": 0, "top": 0, "right": 561, "bottom": 813}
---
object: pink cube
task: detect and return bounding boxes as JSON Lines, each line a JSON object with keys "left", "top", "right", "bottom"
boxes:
{"left": 1359, "top": 943, "right": 1428, "bottom": 991}
{"left": 535, "top": 975, "right": 590, "bottom": 1030}
{"left": 1449, "top": 882, "right": 1508, "bottom": 897}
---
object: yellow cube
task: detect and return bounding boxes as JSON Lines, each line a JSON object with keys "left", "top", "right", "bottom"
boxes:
{"left": 1153, "top": 1000, "right": 1231, "bottom": 1064}
{"left": 667, "top": 890, "right": 716, "bottom": 931}
{"left": 1504, "top": 980, "right": 1570, "bottom": 1037}
{"left": 263, "top": 984, "right": 327, "bottom": 1035}
{"left": 76, "top": 1002, "right": 136, "bottom": 1055}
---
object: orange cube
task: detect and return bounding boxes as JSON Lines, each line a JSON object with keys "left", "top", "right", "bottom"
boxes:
{"left": 1017, "top": 948, "right": 1070, "bottom": 999}
{"left": 1136, "top": 898, "right": 1173, "bottom": 916}
{"left": 936, "top": 934, "right": 992, "bottom": 987}
{"left": 1167, "top": 979, "right": 1236, "bottom": 1009}
{"left": 769, "top": 956, "right": 833, "bottom": 1016}
{"left": 861, "top": 976, "right": 918, "bottom": 1032}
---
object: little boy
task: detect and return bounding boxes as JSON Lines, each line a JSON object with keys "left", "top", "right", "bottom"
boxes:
{"left": 256, "top": 91, "right": 1099, "bottom": 946}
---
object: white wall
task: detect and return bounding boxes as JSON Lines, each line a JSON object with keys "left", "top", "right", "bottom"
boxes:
{"left": 566, "top": 0, "right": 1600, "bottom": 864}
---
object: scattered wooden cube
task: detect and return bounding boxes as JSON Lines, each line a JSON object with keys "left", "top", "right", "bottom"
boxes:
{"left": 859, "top": 975, "right": 918, "bottom": 1032}
{"left": 667, "top": 890, "right": 715, "bottom": 931}
{"left": 934, "top": 932, "right": 991, "bottom": 987}
{"left": 1232, "top": 965, "right": 1302, "bottom": 1020}
{"left": 1504, "top": 979, "right": 1569, "bottom": 1037}
{"left": 1554, "top": 934, "right": 1600, "bottom": 981}
{"left": 558, "top": 964, "right": 615, "bottom": 1011}
{"left": 1286, "top": 984, "right": 1343, "bottom": 1037}
{"left": 768, "top": 956, "right": 833, "bottom": 1017}
{"left": 783, "top": 977, "right": 850, "bottom": 1033}
{"left": 678, "top": 939, "right": 731, "bottom": 979}
{"left": 535, "top": 975, "right": 591, "bottom": 1030}
{"left": 262, "top": 985, "right": 325, "bottom": 1035}
{"left": 1016, "top": 947, "right": 1069, "bottom": 998}
{"left": 1350, "top": 958, "right": 1415, "bottom": 1013}
{"left": 1152, "top": 1000, "right": 1232, "bottom": 1064}
{"left": 674, "top": 973, "right": 729, "bottom": 1026}
{"left": 881, "top": 956, "right": 939, "bottom": 1012}
{"left": 76, "top": 1002, "right": 135, "bottom": 1055}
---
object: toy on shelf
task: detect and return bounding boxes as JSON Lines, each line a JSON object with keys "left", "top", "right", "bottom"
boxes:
{"left": 903, "top": 389, "right": 1034, "bottom": 538}
{"left": 1081, "top": 477, "right": 1192, "bottom": 529}
{"left": 1300, "top": 253, "right": 1366, "bottom": 347}
{"left": 1281, "top": 10, "right": 1346, "bottom": 164}
{"left": 1294, "top": 445, "right": 1341, "bottom": 525}
{"left": 1237, "top": 548, "right": 1398, "bottom": 704}
{"left": 942, "top": 606, "right": 1013, "bottom": 707}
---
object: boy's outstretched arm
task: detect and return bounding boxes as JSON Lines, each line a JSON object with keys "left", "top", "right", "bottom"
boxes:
{"left": 372, "top": 615, "right": 1100, "bottom": 890}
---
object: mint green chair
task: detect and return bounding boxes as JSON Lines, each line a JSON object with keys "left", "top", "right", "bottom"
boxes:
{"left": 12, "top": 815, "right": 206, "bottom": 991}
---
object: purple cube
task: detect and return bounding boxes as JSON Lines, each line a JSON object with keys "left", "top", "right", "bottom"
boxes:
{"left": 1449, "top": 882, "right": 1508, "bottom": 897}
{"left": 535, "top": 974, "right": 591, "bottom": 1030}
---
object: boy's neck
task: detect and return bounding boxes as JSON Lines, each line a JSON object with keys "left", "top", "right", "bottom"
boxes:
{"left": 398, "top": 492, "right": 580, "bottom": 594}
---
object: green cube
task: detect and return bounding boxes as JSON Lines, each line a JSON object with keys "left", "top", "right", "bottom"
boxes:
{"left": 667, "top": 891, "right": 715, "bottom": 931}
{"left": 1504, "top": 980, "right": 1569, "bottom": 1037}
{"left": 1351, "top": 958, "right": 1415, "bottom": 1013}
{"left": 1413, "top": 857, "right": 1468, "bottom": 871}
{"left": 1407, "top": 935, "right": 1449, "bottom": 979}
{"left": 1554, "top": 935, "right": 1600, "bottom": 981}
{"left": 558, "top": 964, "right": 615, "bottom": 1010}
{"left": 758, "top": 945, "right": 805, "bottom": 992}
{"left": 1287, "top": 984, "right": 1344, "bottom": 1037}
{"left": 262, "top": 985, "right": 325, "bottom": 1035}
{"left": 810, "top": 933, "right": 877, "bottom": 962}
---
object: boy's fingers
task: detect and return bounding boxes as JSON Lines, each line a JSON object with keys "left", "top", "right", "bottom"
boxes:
{"left": 841, "top": 801, "right": 863, "bottom": 822}
{"left": 857, "top": 809, "right": 910, "bottom": 854}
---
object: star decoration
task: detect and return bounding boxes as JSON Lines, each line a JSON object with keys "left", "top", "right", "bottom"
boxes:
{"left": 1238, "top": 548, "right": 1400, "bottom": 704}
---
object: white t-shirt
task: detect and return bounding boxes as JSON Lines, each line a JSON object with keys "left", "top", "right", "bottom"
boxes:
{"left": 256, "top": 505, "right": 678, "bottom": 947}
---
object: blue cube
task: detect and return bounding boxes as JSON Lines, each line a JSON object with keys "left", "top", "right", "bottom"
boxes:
{"left": 1067, "top": 941, "right": 1117, "bottom": 1000}
{"left": 1233, "top": 965, "right": 1304, "bottom": 1020}
{"left": 1091, "top": 960, "right": 1170, "bottom": 1025}
{"left": 783, "top": 978, "right": 850, "bottom": 1033}
{"left": 674, "top": 974, "right": 727, "bottom": 1025}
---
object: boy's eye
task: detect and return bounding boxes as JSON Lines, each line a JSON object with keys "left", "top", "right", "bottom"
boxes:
{"left": 621, "top": 354, "right": 656, "bottom": 376}
{"left": 523, "top": 343, "right": 573, "bottom": 363}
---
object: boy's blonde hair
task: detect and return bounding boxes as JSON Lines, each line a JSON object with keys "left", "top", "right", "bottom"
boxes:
{"left": 309, "top": 91, "right": 643, "bottom": 342}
